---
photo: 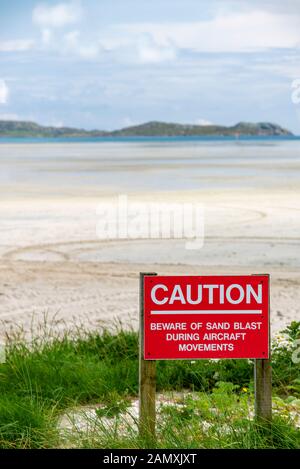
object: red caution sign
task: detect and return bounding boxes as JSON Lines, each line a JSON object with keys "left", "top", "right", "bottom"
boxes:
{"left": 144, "top": 275, "right": 269, "bottom": 360}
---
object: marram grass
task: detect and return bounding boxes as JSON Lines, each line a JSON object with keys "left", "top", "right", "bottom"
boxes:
{"left": 0, "top": 322, "right": 299, "bottom": 448}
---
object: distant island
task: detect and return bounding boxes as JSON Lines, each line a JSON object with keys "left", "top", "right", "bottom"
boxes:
{"left": 0, "top": 120, "right": 293, "bottom": 138}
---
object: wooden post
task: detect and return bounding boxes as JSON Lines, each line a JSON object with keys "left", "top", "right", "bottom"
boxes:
{"left": 254, "top": 358, "right": 272, "bottom": 424}
{"left": 255, "top": 275, "right": 272, "bottom": 424}
{"left": 139, "top": 272, "right": 157, "bottom": 444}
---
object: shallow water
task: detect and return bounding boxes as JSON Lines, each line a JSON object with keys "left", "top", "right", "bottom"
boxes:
{"left": 0, "top": 139, "right": 300, "bottom": 197}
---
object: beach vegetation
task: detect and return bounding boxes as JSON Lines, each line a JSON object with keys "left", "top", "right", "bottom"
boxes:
{"left": 0, "top": 321, "right": 299, "bottom": 448}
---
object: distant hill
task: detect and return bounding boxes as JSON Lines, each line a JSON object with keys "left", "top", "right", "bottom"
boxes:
{"left": 0, "top": 120, "right": 106, "bottom": 138}
{"left": 110, "top": 121, "right": 293, "bottom": 137}
{"left": 0, "top": 119, "right": 293, "bottom": 138}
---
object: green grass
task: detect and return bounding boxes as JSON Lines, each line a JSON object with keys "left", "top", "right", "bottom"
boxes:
{"left": 0, "top": 322, "right": 299, "bottom": 448}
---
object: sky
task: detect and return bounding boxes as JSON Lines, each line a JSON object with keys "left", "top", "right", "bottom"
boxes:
{"left": 0, "top": 0, "right": 300, "bottom": 133}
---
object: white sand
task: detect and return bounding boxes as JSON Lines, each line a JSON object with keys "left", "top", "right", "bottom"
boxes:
{"left": 0, "top": 141, "right": 299, "bottom": 338}
{"left": 0, "top": 190, "right": 299, "bottom": 338}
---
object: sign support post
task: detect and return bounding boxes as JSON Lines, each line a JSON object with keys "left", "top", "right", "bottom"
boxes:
{"left": 139, "top": 272, "right": 157, "bottom": 444}
{"left": 255, "top": 275, "right": 272, "bottom": 425}
{"left": 254, "top": 358, "right": 272, "bottom": 424}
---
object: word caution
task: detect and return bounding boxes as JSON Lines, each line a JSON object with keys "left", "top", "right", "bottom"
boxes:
{"left": 144, "top": 275, "right": 269, "bottom": 359}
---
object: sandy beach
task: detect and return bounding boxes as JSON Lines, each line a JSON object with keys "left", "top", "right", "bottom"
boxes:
{"left": 0, "top": 141, "right": 299, "bottom": 338}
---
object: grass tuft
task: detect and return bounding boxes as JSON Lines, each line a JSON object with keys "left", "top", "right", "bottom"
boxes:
{"left": 0, "top": 321, "right": 299, "bottom": 448}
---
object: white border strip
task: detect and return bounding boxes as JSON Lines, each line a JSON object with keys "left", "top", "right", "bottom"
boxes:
{"left": 151, "top": 309, "right": 262, "bottom": 315}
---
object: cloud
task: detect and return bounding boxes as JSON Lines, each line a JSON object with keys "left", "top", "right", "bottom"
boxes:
{"left": 121, "top": 117, "right": 139, "bottom": 128}
{"left": 0, "top": 80, "right": 9, "bottom": 104}
{"left": 58, "top": 29, "right": 176, "bottom": 63}
{"left": 63, "top": 31, "right": 101, "bottom": 59}
{"left": 50, "top": 119, "right": 64, "bottom": 127}
{"left": 220, "top": 0, "right": 300, "bottom": 15}
{"left": 118, "top": 11, "right": 300, "bottom": 53}
{"left": 33, "top": 1, "right": 82, "bottom": 28}
{"left": 64, "top": 30, "right": 80, "bottom": 47}
{"left": 0, "top": 40, "right": 34, "bottom": 52}
{"left": 137, "top": 34, "right": 177, "bottom": 64}
{"left": 195, "top": 118, "right": 214, "bottom": 126}
{"left": 41, "top": 29, "right": 53, "bottom": 45}
{"left": 249, "top": 60, "right": 300, "bottom": 80}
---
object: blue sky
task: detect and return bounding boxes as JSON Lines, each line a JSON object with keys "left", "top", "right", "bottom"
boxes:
{"left": 0, "top": 0, "right": 300, "bottom": 132}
